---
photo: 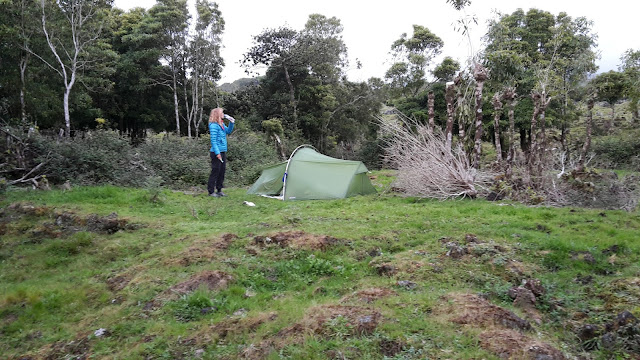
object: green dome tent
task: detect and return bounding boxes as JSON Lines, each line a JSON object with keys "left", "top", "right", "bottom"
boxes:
{"left": 247, "top": 145, "right": 377, "bottom": 200}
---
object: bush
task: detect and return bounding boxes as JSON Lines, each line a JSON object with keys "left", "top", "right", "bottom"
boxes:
{"left": 31, "top": 130, "right": 139, "bottom": 186}
{"left": 2, "top": 126, "right": 280, "bottom": 190}
{"left": 226, "top": 131, "right": 279, "bottom": 186}
{"left": 591, "top": 130, "right": 640, "bottom": 170}
{"left": 137, "top": 134, "right": 210, "bottom": 188}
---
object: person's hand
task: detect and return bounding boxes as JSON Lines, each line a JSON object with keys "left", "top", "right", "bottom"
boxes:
{"left": 216, "top": 154, "right": 222, "bottom": 160}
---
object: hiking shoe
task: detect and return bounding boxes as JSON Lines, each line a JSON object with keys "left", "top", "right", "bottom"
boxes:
{"left": 217, "top": 191, "right": 227, "bottom": 197}
{"left": 209, "top": 192, "right": 220, "bottom": 197}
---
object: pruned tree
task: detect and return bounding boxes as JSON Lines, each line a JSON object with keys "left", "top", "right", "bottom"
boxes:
{"left": 491, "top": 91, "right": 503, "bottom": 163}
{"left": 502, "top": 87, "right": 517, "bottom": 179}
{"left": 444, "top": 81, "right": 456, "bottom": 151}
{"left": 471, "top": 62, "right": 488, "bottom": 169}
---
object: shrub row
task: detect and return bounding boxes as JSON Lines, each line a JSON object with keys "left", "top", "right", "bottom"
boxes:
{"left": 2, "top": 127, "right": 280, "bottom": 189}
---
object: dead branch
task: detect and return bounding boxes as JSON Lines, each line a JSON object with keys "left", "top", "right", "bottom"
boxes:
{"left": 377, "top": 112, "right": 493, "bottom": 200}
{"left": 8, "top": 161, "right": 46, "bottom": 185}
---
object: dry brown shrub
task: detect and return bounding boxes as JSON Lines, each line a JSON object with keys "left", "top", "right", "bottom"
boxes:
{"left": 377, "top": 114, "right": 494, "bottom": 200}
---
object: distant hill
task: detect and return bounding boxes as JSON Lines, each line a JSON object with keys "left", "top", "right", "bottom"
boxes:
{"left": 218, "top": 77, "right": 260, "bottom": 93}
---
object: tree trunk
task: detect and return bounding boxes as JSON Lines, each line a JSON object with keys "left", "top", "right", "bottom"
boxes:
{"left": 19, "top": 56, "right": 28, "bottom": 123}
{"left": 536, "top": 92, "right": 551, "bottom": 176}
{"left": 491, "top": 92, "right": 503, "bottom": 163}
{"left": 173, "top": 74, "right": 180, "bottom": 136}
{"left": 427, "top": 90, "right": 435, "bottom": 133}
{"left": 454, "top": 73, "right": 465, "bottom": 140}
{"left": 528, "top": 92, "right": 542, "bottom": 171}
{"left": 445, "top": 82, "right": 455, "bottom": 152}
{"left": 502, "top": 87, "right": 516, "bottom": 179}
{"left": 472, "top": 63, "right": 488, "bottom": 169}
{"left": 283, "top": 64, "right": 298, "bottom": 128}
{"left": 607, "top": 103, "right": 615, "bottom": 134}
{"left": 577, "top": 97, "right": 595, "bottom": 172}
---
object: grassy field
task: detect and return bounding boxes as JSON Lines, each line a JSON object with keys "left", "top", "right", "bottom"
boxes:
{"left": 1, "top": 171, "right": 639, "bottom": 359}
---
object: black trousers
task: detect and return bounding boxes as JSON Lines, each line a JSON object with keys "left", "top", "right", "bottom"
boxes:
{"left": 208, "top": 152, "right": 226, "bottom": 194}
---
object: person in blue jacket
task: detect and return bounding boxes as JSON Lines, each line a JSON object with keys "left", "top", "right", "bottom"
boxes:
{"left": 208, "top": 107, "right": 235, "bottom": 197}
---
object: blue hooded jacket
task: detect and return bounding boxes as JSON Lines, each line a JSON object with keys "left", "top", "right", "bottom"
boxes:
{"left": 209, "top": 121, "right": 234, "bottom": 154}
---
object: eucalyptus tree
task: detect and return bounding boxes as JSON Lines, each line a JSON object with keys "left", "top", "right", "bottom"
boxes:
{"left": 149, "top": 0, "right": 189, "bottom": 135}
{"left": 620, "top": 49, "right": 640, "bottom": 121}
{"left": 385, "top": 25, "right": 444, "bottom": 98}
{"left": 0, "top": 0, "right": 44, "bottom": 124}
{"left": 106, "top": 7, "right": 173, "bottom": 137}
{"left": 186, "top": 0, "right": 224, "bottom": 137}
{"left": 38, "top": 0, "right": 114, "bottom": 136}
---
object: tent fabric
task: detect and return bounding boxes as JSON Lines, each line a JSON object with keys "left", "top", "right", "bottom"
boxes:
{"left": 246, "top": 162, "right": 286, "bottom": 195}
{"left": 247, "top": 145, "right": 376, "bottom": 200}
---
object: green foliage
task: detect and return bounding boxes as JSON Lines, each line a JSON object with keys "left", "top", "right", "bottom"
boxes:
{"left": 226, "top": 131, "right": 280, "bottom": 185}
{"left": 31, "top": 129, "right": 138, "bottom": 185}
{"left": 591, "top": 130, "right": 640, "bottom": 169}
{"left": 138, "top": 135, "right": 210, "bottom": 187}
{"left": 171, "top": 289, "right": 215, "bottom": 322}
{"left": 1, "top": 127, "right": 279, "bottom": 189}
{"left": 592, "top": 71, "right": 629, "bottom": 107}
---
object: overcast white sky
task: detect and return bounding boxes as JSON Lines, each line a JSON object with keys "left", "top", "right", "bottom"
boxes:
{"left": 113, "top": 0, "right": 639, "bottom": 84}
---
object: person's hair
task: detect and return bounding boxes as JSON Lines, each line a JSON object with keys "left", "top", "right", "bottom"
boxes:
{"left": 209, "top": 108, "right": 223, "bottom": 124}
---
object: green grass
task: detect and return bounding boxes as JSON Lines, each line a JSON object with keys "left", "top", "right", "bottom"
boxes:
{"left": 1, "top": 173, "right": 639, "bottom": 359}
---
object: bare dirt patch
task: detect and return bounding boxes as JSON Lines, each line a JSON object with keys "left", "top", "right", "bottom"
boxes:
{"left": 437, "top": 293, "right": 567, "bottom": 359}
{"left": 106, "top": 273, "right": 133, "bottom": 292}
{"left": 240, "top": 304, "right": 383, "bottom": 359}
{"left": 2, "top": 202, "right": 141, "bottom": 239}
{"left": 479, "top": 329, "right": 565, "bottom": 359}
{"left": 211, "top": 312, "right": 278, "bottom": 340}
{"left": 40, "top": 333, "right": 93, "bottom": 360}
{"left": 173, "top": 233, "right": 238, "bottom": 266}
{"left": 253, "top": 231, "right": 342, "bottom": 251}
{"left": 438, "top": 293, "right": 531, "bottom": 331}
{"left": 341, "top": 288, "right": 397, "bottom": 303}
{"left": 154, "top": 270, "right": 233, "bottom": 304}
{"left": 168, "top": 270, "right": 232, "bottom": 296}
